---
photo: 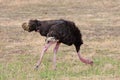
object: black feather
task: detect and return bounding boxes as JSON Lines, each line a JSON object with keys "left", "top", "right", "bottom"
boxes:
{"left": 28, "top": 19, "right": 83, "bottom": 52}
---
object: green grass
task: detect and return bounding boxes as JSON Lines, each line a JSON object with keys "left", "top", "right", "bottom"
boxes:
{"left": 0, "top": 0, "right": 120, "bottom": 80}
{"left": 0, "top": 52, "right": 120, "bottom": 80}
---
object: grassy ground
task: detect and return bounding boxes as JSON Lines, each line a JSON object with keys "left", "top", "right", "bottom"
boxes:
{"left": 0, "top": 0, "right": 120, "bottom": 80}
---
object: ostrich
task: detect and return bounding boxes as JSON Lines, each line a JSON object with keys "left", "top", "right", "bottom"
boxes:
{"left": 22, "top": 19, "right": 93, "bottom": 69}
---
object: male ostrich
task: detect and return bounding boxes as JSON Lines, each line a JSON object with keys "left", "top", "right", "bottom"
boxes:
{"left": 22, "top": 19, "right": 93, "bottom": 69}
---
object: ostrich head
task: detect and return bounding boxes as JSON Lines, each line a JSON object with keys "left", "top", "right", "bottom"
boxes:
{"left": 22, "top": 19, "right": 40, "bottom": 32}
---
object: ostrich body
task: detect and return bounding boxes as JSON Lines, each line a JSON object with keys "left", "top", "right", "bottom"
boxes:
{"left": 22, "top": 19, "right": 93, "bottom": 69}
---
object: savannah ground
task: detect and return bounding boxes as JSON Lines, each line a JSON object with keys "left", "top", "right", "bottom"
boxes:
{"left": 0, "top": 0, "right": 120, "bottom": 80}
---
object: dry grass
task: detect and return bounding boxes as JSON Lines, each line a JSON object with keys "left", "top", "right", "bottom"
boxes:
{"left": 0, "top": 0, "right": 120, "bottom": 80}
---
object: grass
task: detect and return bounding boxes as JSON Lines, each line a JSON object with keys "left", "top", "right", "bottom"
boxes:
{"left": 0, "top": 53, "right": 120, "bottom": 80}
{"left": 0, "top": 0, "right": 120, "bottom": 80}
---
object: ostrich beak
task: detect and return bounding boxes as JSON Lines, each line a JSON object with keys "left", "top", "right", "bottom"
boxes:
{"left": 22, "top": 22, "right": 30, "bottom": 31}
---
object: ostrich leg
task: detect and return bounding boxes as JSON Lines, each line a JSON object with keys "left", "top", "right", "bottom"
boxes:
{"left": 35, "top": 42, "right": 55, "bottom": 69}
{"left": 53, "top": 42, "right": 60, "bottom": 70}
